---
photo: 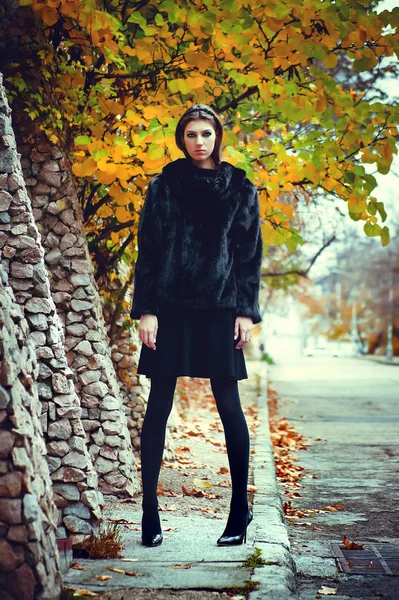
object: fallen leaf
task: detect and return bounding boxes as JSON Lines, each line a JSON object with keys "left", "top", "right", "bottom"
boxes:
{"left": 193, "top": 478, "right": 212, "bottom": 489}
{"left": 108, "top": 567, "right": 125, "bottom": 574}
{"left": 125, "top": 571, "right": 136, "bottom": 576}
{"left": 182, "top": 485, "right": 206, "bottom": 497}
{"left": 71, "top": 562, "right": 85, "bottom": 570}
{"left": 317, "top": 586, "right": 337, "bottom": 595}
{"left": 159, "top": 504, "right": 176, "bottom": 511}
{"left": 219, "top": 466, "right": 229, "bottom": 474}
{"left": 107, "top": 517, "right": 130, "bottom": 524}
{"left": 121, "top": 558, "right": 139, "bottom": 562}
{"left": 172, "top": 564, "right": 192, "bottom": 569}
{"left": 95, "top": 575, "right": 111, "bottom": 581}
{"left": 340, "top": 535, "right": 364, "bottom": 550}
{"left": 325, "top": 504, "right": 346, "bottom": 512}
{"left": 73, "top": 590, "right": 98, "bottom": 597}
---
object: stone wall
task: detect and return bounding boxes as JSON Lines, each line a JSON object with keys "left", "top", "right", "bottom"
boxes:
{"left": 0, "top": 266, "right": 61, "bottom": 598}
{"left": 17, "top": 134, "right": 140, "bottom": 498}
{"left": 0, "top": 73, "right": 101, "bottom": 538}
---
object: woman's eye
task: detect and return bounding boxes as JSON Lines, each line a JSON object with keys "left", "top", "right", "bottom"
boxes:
{"left": 187, "top": 132, "right": 212, "bottom": 137}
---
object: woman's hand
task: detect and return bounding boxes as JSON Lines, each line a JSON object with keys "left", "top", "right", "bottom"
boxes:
{"left": 234, "top": 316, "right": 254, "bottom": 349}
{"left": 139, "top": 314, "right": 158, "bottom": 350}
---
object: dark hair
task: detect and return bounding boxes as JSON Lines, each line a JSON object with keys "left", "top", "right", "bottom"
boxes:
{"left": 175, "top": 104, "right": 224, "bottom": 167}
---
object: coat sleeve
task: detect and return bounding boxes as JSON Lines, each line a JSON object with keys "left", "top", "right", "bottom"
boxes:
{"left": 130, "top": 176, "right": 163, "bottom": 319}
{"left": 233, "top": 179, "right": 263, "bottom": 324}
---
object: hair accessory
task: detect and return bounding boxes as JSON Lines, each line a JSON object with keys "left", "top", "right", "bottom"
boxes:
{"left": 185, "top": 106, "right": 215, "bottom": 117}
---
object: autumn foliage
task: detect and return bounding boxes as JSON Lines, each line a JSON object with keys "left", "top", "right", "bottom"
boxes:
{"left": 5, "top": 0, "right": 399, "bottom": 300}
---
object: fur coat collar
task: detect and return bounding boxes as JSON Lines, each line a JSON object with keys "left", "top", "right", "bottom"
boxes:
{"left": 161, "top": 158, "right": 247, "bottom": 224}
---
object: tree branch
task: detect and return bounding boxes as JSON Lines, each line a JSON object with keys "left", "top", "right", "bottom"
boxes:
{"left": 262, "top": 235, "right": 336, "bottom": 278}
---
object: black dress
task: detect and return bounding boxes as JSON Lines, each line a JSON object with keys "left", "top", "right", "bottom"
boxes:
{"left": 137, "top": 304, "right": 248, "bottom": 380}
{"left": 136, "top": 164, "right": 248, "bottom": 381}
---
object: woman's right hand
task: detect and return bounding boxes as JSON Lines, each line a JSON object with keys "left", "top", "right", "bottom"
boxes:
{"left": 138, "top": 314, "right": 158, "bottom": 350}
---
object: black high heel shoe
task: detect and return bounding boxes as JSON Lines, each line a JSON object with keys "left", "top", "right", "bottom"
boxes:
{"left": 141, "top": 506, "right": 163, "bottom": 547}
{"left": 216, "top": 507, "right": 253, "bottom": 546}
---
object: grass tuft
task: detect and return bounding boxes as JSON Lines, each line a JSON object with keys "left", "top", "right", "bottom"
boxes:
{"left": 81, "top": 520, "right": 124, "bottom": 559}
{"left": 241, "top": 546, "right": 268, "bottom": 568}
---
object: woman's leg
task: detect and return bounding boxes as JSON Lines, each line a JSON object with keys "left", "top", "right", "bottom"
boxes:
{"left": 140, "top": 374, "right": 177, "bottom": 534}
{"left": 210, "top": 376, "right": 250, "bottom": 534}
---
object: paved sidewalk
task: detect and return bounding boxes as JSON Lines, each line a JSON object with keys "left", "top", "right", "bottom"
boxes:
{"left": 63, "top": 360, "right": 297, "bottom": 599}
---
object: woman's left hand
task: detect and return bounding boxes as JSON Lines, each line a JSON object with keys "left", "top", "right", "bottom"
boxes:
{"left": 234, "top": 316, "right": 254, "bottom": 349}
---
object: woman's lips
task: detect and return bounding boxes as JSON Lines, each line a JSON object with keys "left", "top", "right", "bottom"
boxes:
{"left": 195, "top": 150, "right": 206, "bottom": 153}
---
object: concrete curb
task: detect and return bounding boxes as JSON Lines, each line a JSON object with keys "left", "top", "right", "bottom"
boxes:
{"left": 248, "top": 361, "right": 298, "bottom": 600}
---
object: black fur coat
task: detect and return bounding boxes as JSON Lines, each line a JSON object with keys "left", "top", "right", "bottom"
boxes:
{"left": 130, "top": 157, "right": 263, "bottom": 324}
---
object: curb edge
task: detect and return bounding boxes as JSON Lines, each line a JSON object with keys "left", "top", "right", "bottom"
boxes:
{"left": 248, "top": 361, "right": 298, "bottom": 600}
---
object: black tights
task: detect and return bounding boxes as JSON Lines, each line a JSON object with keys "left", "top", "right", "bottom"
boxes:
{"left": 140, "top": 375, "right": 250, "bottom": 536}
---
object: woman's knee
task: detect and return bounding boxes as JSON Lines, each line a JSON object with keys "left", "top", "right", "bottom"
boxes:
{"left": 147, "top": 375, "right": 177, "bottom": 414}
{"left": 210, "top": 375, "right": 238, "bottom": 396}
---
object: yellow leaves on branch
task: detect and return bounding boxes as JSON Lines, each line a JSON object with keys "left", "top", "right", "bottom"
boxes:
{"left": 19, "top": 0, "right": 399, "bottom": 252}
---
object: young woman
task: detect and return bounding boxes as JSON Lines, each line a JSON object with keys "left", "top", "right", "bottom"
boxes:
{"left": 131, "top": 104, "right": 263, "bottom": 547}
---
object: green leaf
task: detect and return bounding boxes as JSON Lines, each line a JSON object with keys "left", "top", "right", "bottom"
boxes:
{"left": 380, "top": 225, "right": 390, "bottom": 247}
{"left": 75, "top": 135, "right": 92, "bottom": 145}
{"left": 285, "top": 231, "right": 304, "bottom": 252}
{"left": 147, "top": 144, "right": 164, "bottom": 160}
{"left": 353, "top": 56, "right": 371, "bottom": 72}
{"left": 376, "top": 201, "right": 387, "bottom": 222}
{"left": 364, "top": 221, "right": 382, "bottom": 237}
{"left": 128, "top": 12, "right": 147, "bottom": 30}
{"left": 343, "top": 170, "right": 355, "bottom": 184}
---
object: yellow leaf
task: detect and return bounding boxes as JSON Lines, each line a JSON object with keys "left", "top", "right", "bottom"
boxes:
{"left": 73, "top": 590, "right": 98, "bottom": 597}
{"left": 184, "top": 50, "right": 213, "bottom": 69}
{"left": 96, "top": 171, "right": 117, "bottom": 185}
{"left": 323, "top": 53, "right": 338, "bottom": 69}
{"left": 108, "top": 567, "right": 125, "bottom": 574}
{"left": 125, "top": 110, "right": 142, "bottom": 126}
{"left": 72, "top": 158, "right": 97, "bottom": 178}
{"left": 95, "top": 575, "right": 111, "bottom": 581}
{"left": 193, "top": 478, "right": 212, "bottom": 489}
{"left": 122, "top": 46, "right": 136, "bottom": 56}
{"left": 142, "top": 106, "right": 161, "bottom": 120}
{"left": 97, "top": 158, "right": 117, "bottom": 174}
{"left": 115, "top": 207, "right": 131, "bottom": 221}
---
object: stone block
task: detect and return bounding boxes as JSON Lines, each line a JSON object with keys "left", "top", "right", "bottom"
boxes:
{"left": 0, "top": 538, "right": 24, "bottom": 572}
{"left": 63, "top": 502, "right": 91, "bottom": 520}
{"left": 47, "top": 419, "right": 72, "bottom": 440}
{"left": 63, "top": 515, "right": 92, "bottom": 534}
{"left": 0, "top": 472, "right": 22, "bottom": 497}
{"left": 94, "top": 456, "right": 117, "bottom": 475}
{"left": 52, "top": 483, "right": 80, "bottom": 502}
{"left": 0, "top": 498, "right": 22, "bottom": 524}
{"left": 6, "top": 524, "right": 28, "bottom": 544}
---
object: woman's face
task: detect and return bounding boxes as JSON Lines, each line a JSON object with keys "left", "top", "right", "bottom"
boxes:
{"left": 183, "top": 118, "right": 217, "bottom": 162}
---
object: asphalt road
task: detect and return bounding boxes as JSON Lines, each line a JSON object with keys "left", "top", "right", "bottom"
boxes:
{"left": 269, "top": 354, "right": 399, "bottom": 600}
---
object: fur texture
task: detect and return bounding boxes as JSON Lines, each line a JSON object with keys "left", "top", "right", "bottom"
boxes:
{"left": 130, "top": 157, "right": 263, "bottom": 324}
